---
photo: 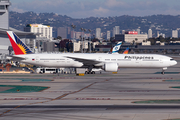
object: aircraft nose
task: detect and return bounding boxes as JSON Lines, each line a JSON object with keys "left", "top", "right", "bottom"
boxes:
{"left": 171, "top": 60, "right": 177, "bottom": 66}
{"left": 174, "top": 60, "right": 177, "bottom": 65}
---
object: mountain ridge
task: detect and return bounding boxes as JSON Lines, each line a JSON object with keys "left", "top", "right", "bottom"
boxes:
{"left": 9, "top": 11, "right": 180, "bottom": 38}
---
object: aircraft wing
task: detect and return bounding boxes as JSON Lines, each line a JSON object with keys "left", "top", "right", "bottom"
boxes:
{"left": 65, "top": 56, "right": 102, "bottom": 66}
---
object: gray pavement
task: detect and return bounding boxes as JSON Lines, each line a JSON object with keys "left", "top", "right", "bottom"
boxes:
{"left": 0, "top": 62, "right": 180, "bottom": 119}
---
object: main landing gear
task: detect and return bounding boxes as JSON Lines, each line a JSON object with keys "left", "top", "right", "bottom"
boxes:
{"left": 85, "top": 71, "right": 95, "bottom": 74}
{"left": 161, "top": 67, "right": 167, "bottom": 75}
{"left": 85, "top": 66, "right": 95, "bottom": 74}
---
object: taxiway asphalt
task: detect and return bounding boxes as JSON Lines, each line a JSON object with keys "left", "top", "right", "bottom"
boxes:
{"left": 0, "top": 62, "right": 180, "bottom": 120}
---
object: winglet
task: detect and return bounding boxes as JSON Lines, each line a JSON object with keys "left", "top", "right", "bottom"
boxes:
{"left": 6, "top": 31, "right": 33, "bottom": 55}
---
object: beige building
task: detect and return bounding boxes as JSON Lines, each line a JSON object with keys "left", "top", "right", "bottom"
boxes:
{"left": 142, "top": 41, "right": 151, "bottom": 46}
{"left": 115, "top": 34, "right": 148, "bottom": 43}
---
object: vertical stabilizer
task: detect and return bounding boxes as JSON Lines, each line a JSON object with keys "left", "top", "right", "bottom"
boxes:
{"left": 7, "top": 31, "right": 33, "bottom": 55}
{"left": 123, "top": 48, "right": 129, "bottom": 54}
{"left": 111, "top": 42, "right": 122, "bottom": 54}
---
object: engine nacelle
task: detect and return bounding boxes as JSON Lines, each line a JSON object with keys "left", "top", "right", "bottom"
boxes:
{"left": 102, "top": 63, "right": 118, "bottom": 72}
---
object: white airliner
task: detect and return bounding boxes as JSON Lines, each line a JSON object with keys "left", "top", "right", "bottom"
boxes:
{"left": 7, "top": 31, "right": 177, "bottom": 74}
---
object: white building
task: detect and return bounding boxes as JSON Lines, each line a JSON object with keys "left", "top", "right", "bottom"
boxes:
{"left": 24, "top": 24, "right": 53, "bottom": 41}
{"left": 107, "top": 31, "right": 111, "bottom": 40}
{"left": 159, "top": 33, "right": 165, "bottom": 38}
{"left": 73, "top": 40, "right": 90, "bottom": 52}
{"left": 137, "top": 28, "right": 141, "bottom": 34}
{"left": 96, "top": 28, "right": 101, "bottom": 39}
{"left": 142, "top": 41, "right": 151, "bottom": 46}
{"left": 157, "top": 31, "right": 160, "bottom": 37}
{"left": 82, "top": 40, "right": 89, "bottom": 49}
{"left": 172, "top": 30, "right": 178, "bottom": 38}
{"left": 122, "top": 30, "right": 125, "bottom": 34}
{"left": 73, "top": 41, "right": 81, "bottom": 52}
{"left": 113, "top": 26, "right": 120, "bottom": 37}
{"left": 148, "top": 29, "right": 152, "bottom": 38}
{"left": 93, "top": 41, "right": 100, "bottom": 49}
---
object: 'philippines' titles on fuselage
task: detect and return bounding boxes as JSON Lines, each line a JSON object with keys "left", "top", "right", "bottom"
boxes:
{"left": 124, "top": 56, "right": 154, "bottom": 60}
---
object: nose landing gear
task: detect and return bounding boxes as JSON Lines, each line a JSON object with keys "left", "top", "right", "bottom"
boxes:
{"left": 161, "top": 67, "right": 167, "bottom": 75}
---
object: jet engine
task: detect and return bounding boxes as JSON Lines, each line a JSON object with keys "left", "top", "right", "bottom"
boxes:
{"left": 102, "top": 63, "right": 118, "bottom": 72}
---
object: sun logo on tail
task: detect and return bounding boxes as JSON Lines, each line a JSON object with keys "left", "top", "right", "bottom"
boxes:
{"left": 17, "top": 44, "right": 27, "bottom": 54}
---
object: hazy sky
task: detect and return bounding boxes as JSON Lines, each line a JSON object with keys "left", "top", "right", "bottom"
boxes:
{"left": 10, "top": 0, "right": 180, "bottom": 18}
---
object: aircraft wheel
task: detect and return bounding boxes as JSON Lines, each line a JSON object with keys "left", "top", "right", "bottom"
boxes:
{"left": 85, "top": 71, "right": 88, "bottom": 74}
{"left": 91, "top": 71, "right": 95, "bottom": 74}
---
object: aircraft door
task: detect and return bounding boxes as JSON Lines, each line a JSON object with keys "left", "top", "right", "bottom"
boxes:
{"left": 98, "top": 57, "right": 102, "bottom": 61}
{"left": 36, "top": 56, "right": 40, "bottom": 63}
{"left": 160, "top": 58, "right": 163, "bottom": 63}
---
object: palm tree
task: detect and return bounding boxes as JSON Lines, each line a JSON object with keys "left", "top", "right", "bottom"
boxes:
{"left": 57, "top": 36, "right": 62, "bottom": 40}
{"left": 135, "top": 38, "right": 138, "bottom": 45}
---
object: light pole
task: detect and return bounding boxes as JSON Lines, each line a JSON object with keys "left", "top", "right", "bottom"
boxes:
{"left": 88, "top": 29, "right": 91, "bottom": 53}
{"left": 83, "top": 29, "right": 86, "bottom": 53}
{"left": 80, "top": 28, "right": 84, "bottom": 53}
{"left": 71, "top": 25, "right": 76, "bottom": 53}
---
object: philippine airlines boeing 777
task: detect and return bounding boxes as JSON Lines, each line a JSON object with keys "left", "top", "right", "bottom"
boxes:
{"left": 7, "top": 31, "right": 177, "bottom": 74}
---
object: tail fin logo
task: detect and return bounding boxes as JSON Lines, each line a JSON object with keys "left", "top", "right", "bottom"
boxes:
{"left": 7, "top": 31, "right": 33, "bottom": 55}
{"left": 123, "top": 48, "right": 129, "bottom": 54}
{"left": 112, "top": 42, "right": 122, "bottom": 53}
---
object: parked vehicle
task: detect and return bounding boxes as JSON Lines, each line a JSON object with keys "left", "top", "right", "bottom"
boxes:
{"left": 36, "top": 68, "right": 59, "bottom": 74}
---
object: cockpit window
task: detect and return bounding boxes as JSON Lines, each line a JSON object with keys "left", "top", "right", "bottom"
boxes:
{"left": 170, "top": 59, "right": 175, "bottom": 61}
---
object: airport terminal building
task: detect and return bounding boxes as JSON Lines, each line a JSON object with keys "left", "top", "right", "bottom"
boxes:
{"left": 0, "top": 0, "right": 37, "bottom": 62}
{"left": 0, "top": 0, "right": 11, "bottom": 55}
